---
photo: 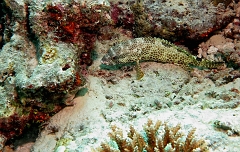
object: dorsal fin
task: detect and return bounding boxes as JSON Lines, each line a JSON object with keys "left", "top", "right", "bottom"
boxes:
{"left": 155, "top": 38, "right": 192, "bottom": 57}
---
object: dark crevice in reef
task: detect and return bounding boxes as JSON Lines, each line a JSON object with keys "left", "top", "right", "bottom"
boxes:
{"left": 182, "top": 40, "right": 201, "bottom": 55}
{"left": 0, "top": 2, "right": 5, "bottom": 49}
{"left": 5, "top": 123, "right": 40, "bottom": 150}
{"left": 211, "top": 0, "right": 234, "bottom": 7}
{"left": 180, "top": 28, "right": 227, "bottom": 55}
{"left": 0, "top": 1, "right": 12, "bottom": 49}
{"left": 25, "top": 3, "right": 39, "bottom": 49}
{"left": 181, "top": 37, "right": 210, "bottom": 55}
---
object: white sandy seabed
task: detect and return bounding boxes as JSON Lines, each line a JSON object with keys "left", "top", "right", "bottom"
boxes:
{"left": 32, "top": 55, "right": 240, "bottom": 152}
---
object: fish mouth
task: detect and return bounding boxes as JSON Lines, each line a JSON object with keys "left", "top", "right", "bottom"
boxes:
{"left": 101, "top": 60, "right": 116, "bottom": 66}
{"left": 101, "top": 60, "right": 110, "bottom": 65}
{"left": 101, "top": 55, "right": 112, "bottom": 65}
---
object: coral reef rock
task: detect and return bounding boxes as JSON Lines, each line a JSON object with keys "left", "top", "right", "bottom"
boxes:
{"left": 224, "top": 2, "right": 240, "bottom": 40}
{"left": 0, "top": 0, "right": 112, "bottom": 149}
{"left": 109, "top": 0, "right": 235, "bottom": 42}
{"left": 1, "top": 0, "right": 240, "bottom": 151}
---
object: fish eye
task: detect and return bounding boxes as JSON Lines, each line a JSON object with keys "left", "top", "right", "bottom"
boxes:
{"left": 112, "top": 56, "right": 116, "bottom": 60}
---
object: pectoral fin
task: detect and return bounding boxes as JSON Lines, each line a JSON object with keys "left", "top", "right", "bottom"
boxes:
{"left": 136, "top": 60, "right": 144, "bottom": 80}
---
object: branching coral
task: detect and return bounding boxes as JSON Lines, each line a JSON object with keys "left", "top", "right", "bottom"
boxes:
{"left": 97, "top": 119, "right": 209, "bottom": 152}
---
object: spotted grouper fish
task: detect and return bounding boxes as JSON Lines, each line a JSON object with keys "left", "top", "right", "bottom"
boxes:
{"left": 101, "top": 37, "right": 225, "bottom": 80}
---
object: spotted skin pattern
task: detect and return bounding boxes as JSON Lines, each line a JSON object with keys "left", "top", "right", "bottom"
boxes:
{"left": 101, "top": 37, "right": 224, "bottom": 79}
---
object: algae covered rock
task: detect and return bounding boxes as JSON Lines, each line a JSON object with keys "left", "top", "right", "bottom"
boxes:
{"left": 0, "top": 0, "right": 111, "bottom": 149}
{"left": 0, "top": 0, "right": 239, "bottom": 151}
{"left": 109, "top": 0, "right": 235, "bottom": 42}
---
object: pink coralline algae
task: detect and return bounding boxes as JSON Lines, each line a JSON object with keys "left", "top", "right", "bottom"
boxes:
{"left": 31, "top": 2, "right": 112, "bottom": 53}
{"left": 30, "top": 1, "right": 113, "bottom": 67}
{"left": 110, "top": 2, "right": 134, "bottom": 29}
